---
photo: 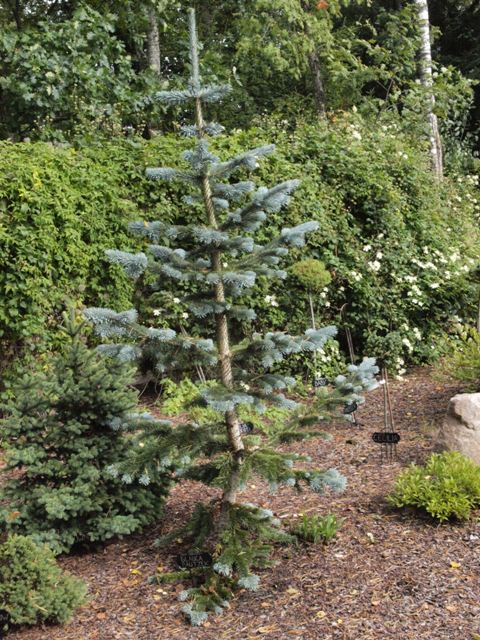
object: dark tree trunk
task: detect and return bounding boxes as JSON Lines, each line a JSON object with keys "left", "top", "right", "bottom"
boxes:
{"left": 308, "top": 50, "right": 327, "bottom": 118}
{"left": 147, "top": 6, "right": 161, "bottom": 76}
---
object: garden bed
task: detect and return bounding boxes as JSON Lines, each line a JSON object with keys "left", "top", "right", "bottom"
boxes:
{"left": 8, "top": 369, "right": 480, "bottom": 640}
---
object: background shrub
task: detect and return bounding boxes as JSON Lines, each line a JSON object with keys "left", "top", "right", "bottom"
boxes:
{"left": 0, "top": 534, "right": 86, "bottom": 629}
{"left": 388, "top": 451, "right": 480, "bottom": 522}
{"left": 2, "top": 113, "right": 479, "bottom": 377}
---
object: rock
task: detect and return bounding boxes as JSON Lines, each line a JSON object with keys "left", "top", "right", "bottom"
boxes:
{"left": 434, "top": 393, "right": 480, "bottom": 465}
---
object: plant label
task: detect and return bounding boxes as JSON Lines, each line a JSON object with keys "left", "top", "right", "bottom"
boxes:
{"left": 372, "top": 432, "right": 400, "bottom": 444}
{"left": 176, "top": 552, "right": 213, "bottom": 569}
{"left": 239, "top": 422, "right": 254, "bottom": 434}
{"left": 343, "top": 401, "right": 358, "bottom": 415}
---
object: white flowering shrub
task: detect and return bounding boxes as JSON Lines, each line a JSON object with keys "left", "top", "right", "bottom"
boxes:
{"left": 90, "top": 112, "right": 479, "bottom": 379}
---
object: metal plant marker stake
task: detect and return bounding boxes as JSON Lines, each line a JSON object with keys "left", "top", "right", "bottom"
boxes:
{"left": 340, "top": 304, "right": 359, "bottom": 427}
{"left": 381, "top": 368, "right": 398, "bottom": 462}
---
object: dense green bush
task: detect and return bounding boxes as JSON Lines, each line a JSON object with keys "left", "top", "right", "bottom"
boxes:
{"left": 0, "top": 313, "right": 172, "bottom": 554}
{"left": 0, "top": 534, "right": 86, "bottom": 630}
{"left": 0, "top": 135, "right": 195, "bottom": 375}
{"left": 137, "top": 114, "right": 480, "bottom": 376}
{"left": 2, "top": 112, "right": 479, "bottom": 377}
{"left": 389, "top": 451, "right": 480, "bottom": 522}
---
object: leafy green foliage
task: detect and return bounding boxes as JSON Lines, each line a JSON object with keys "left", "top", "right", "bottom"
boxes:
{"left": 0, "top": 5, "right": 160, "bottom": 141}
{"left": 2, "top": 112, "right": 479, "bottom": 380}
{"left": 436, "top": 328, "right": 480, "bottom": 390}
{"left": 0, "top": 534, "right": 87, "bottom": 629}
{"left": 291, "top": 513, "right": 343, "bottom": 544}
{"left": 0, "top": 313, "right": 172, "bottom": 554}
{"left": 388, "top": 451, "right": 480, "bottom": 522}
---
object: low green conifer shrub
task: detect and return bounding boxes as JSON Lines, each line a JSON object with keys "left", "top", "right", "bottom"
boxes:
{"left": 388, "top": 451, "right": 480, "bottom": 522}
{"left": 0, "top": 534, "right": 87, "bottom": 630}
{"left": 0, "top": 312, "right": 174, "bottom": 554}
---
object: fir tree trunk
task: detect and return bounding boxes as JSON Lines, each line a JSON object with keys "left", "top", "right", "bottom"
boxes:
{"left": 192, "top": 38, "right": 244, "bottom": 516}
{"left": 308, "top": 50, "right": 327, "bottom": 118}
{"left": 415, "top": 0, "right": 443, "bottom": 179}
{"left": 147, "top": 6, "right": 161, "bottom": 76}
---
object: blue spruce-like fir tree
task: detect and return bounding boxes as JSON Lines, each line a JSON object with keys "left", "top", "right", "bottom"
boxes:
{"left": 85, "top": 9, "right": 378, "bottom": 625}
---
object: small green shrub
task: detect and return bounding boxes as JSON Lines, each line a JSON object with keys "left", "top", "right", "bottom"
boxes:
{"left": 0, "top": 534, "right": 87, "bottom": 629}
{"left": 388, "top": 451, "right": 480, "bottom": 522}
{"left": 292, "top": 513, "right": 343, "bottom": 544}
{"left": 290, "top": 259, "right": 331, "bottom": 293}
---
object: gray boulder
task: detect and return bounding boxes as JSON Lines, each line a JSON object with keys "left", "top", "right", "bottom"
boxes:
{"left": 435, "top": 393, "right": 480, "bottom": 465}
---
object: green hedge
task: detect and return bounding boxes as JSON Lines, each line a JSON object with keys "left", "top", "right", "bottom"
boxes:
{"left": 1, "top": 115, "right": 479, "bottom": 375}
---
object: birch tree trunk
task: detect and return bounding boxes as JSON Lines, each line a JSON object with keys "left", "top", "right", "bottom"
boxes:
{"left": 414, "top": 0, "right": 443, "bottom": 178}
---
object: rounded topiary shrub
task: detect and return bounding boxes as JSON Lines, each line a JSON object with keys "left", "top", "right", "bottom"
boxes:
{"left": 0, "top": 534, "right": 87, "bottom": 630}
{"left": 0, "top": 313, "right": 173, "bottom": 554}
{"left": 388, "top": 451, "right": 480, "bottom": 522}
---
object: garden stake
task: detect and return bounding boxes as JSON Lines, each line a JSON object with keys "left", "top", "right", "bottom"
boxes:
{"left": 381, "top": 368, "right": 397, "bottom": 462}
{"left": 340, "top": 304, "right": 359, "bottom": 427}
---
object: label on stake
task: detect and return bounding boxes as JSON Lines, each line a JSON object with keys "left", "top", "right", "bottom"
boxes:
{"left": 343, "top": 401, "right": 358, "bottom": 415}
{"left": 239, "top": 422, "right": 254, "bottom": 434}
{"left": 372, "top": 432, "right": 400, "bottom": 444}
{"left": 176, "top": 552, "right": 213, "bottom": 569}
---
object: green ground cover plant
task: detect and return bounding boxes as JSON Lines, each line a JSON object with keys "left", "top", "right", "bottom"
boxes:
{"left": 389, "top": 451, "right": 480, "bottom": 522}
{"left": 291, "top": 513, "right": 343, "bottom": 544}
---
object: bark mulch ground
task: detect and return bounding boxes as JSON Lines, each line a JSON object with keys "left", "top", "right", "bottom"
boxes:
{"left": 8, "top": 369, "right": 480, "bottom": 640}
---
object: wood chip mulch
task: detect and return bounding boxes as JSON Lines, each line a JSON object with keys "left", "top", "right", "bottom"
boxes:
{"left": 8, "top": 369, "right": 480, "bottom": 640}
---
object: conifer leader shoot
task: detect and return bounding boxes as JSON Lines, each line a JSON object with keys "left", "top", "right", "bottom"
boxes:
{"left": 85, "top": 8, "right": 378, "bottom": 624}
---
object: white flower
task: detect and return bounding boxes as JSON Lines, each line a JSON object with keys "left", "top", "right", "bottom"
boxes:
{"left": 325, "top": 301, "right": 331, "bottom": 308}
{"left": 320, "top": 292, "right": 327, "bottom": 299}
{"left": 264, "top": 294, "right": 279, "bottom": 307}
{"left": 222, "top": 261, "right": 229, "bottom": 268}
{"left": 413, "top": 327, "right": 422, "bottom": 340}
{"left": 182, "top": 312, "right": 189, "bottom": 319}
{"left": 240, "top": 382, "right": 250, "bottom": 392}
{"left": 429, "top": 283, "right": 440, "bottom": 289}
{"left": 402, "top": 337, "right": 413, "bottom": 352}
{"left": 377, "top": 233, "right": 384, "bottom": 239}
{"left": 363, "top": 244, "right": 372, "bottom": 252}
{"left": 367, "top": 260, "right": 381, "bottom": 272}
{"left": 173, "top": 297, "right": 180, "bottom": 304}
{"left": 138, "top": 442, "right": 145, "bottom": 448}
{"left": 352, "top": 130, "right": 362, "bottom": 141}
{"left": 350, "top": 271, "right": 362, "bottom": 282}
{"left": 153, "top": 309, "right": 161, "bottom": 316}
{"left": 376, "top": 251, "right": 383, "bottom": 260}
